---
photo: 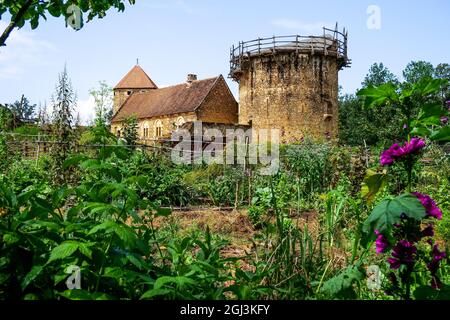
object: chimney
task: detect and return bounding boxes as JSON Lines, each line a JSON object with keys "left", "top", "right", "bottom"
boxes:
{"left": 187, "top": 74, "right": 197, "bottom": 84}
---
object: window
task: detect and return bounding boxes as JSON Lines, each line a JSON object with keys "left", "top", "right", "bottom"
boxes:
{"left": 117, "top": 129, "right": 121, "bottom": 137}
{"left": 155, "top": 120, "right": 163, "bottom": 137}
{"left": 175, "top": 116, "right": 185, "bottom": 130}
{"left": 127, "top": 90, "right": 132, "bottom": 96}
{"left": 143, "top": 122, "right": 149, "bottom": 138}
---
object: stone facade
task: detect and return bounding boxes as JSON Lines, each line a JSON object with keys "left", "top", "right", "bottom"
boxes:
{"left": 236, "top": 52, "right": 340, "bottom": 143}
{"left": 111, "top": 74, "right": 238, "bottom": 142}
{"left": 111, "top": 112, "right": 197, "bottom": 142}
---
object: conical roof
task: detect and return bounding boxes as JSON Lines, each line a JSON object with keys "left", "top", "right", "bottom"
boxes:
{"left": 114, "top": 65, "right": 158, "bottom": 90}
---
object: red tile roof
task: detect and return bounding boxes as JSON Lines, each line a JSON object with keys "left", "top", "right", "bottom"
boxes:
{"left": 114, "top": 65, "right": 158, "bottom": 89}
{"left": 111, "top": 76, "right": 220, "bottom": 122}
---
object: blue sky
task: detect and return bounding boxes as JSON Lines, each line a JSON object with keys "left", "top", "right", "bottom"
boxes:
{"left": 0, "top": 0, "right": 449, "bottom": 123}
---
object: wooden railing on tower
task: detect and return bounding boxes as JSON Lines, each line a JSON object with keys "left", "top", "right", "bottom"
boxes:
{"left": 229, "top": 24, "right": 350, "bottom": 80}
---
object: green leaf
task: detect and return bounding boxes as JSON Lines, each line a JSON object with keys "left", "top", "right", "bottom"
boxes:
{"left": 418, "top": 103, "right": 445, "bottom": 120}
{"left": 410, "top": 125, "right": 431, "bottom": 137}
{"left": 363, "top": 193, "right": 426, "bottom": 237}
{"left": 48, "top": 241, "right": 79, "bottom": 262}
{"left": 414, "top": 285, "right": 450, "bottom": 300}
{"left": 21, "top": 265, "right": 44, "bottom": 291}
{"left": 356, "top": 83, "right": 399, "bottom": 109}
{"left": 63, "top": 155, "right": 89, "bottom": 169}
{"left": 360, "top": 169, "right": 387, "bottom": 204}
{"left": 140, "top": 288, "right": 171, "bottom": 299}
{"left": 321, "top": 266, "right": 364, "bottom": 299}
{"left": 58, "top": 289, "right": 92, "bottom": 300}
{"left": 89, "top": 220, "right": 136, "bottom": 245}
{"left": 154, "top": 276, "right": 197, "bottom": 290}
{"left": 430, "top": 126, "right": 450, "bottom": 142}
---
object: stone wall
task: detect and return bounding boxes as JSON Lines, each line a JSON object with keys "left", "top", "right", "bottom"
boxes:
{"left": 196, "top": 76, "right": 239, "bottom": 124}
{"left": 111, "top": 112, "right": 198, "bottom": 142}
{"left": 236, "top": 51, "right": 339, "bottom": 143}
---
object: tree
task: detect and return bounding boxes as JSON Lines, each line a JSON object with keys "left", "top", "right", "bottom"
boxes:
{"left": 362, "top": 62, "right": 399, "bottom": 87}
{"left": 122, "top": 116, "right": 138, "bottom": 148}
{"left": 89, "top": 81, "right": 113, "bottom": 126}
{"left": 0, "top": 104, "right": 14, "bottom": 131}
{"left": 434, "top": 63, "right": 450, "bottom": 102}
{"left": 403, "top": 61, "right": 434, "bottom": 84}
{"left": 338, "top": 93, "right": 403, "bottom": 146}
{"left": 8, "top": 94, "right": 36, "bottom": 121}
{"left": 0, "top": 0, "right": 136, "bottom": 47}
{"left": 36, "top": 101, "right": 50, "bottom": 127}
{"left": 51, "top": 65, "right": 76, "bottom": 184}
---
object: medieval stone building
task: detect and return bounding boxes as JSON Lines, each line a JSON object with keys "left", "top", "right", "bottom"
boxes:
{"left": 111, "top": 66, "right": 239, "bottom": 141}
{"left": 229, "top": 26, "right": 350, "bottom": 143}
{"left": 111, "top": 25, "right": 349, "bottom": 144}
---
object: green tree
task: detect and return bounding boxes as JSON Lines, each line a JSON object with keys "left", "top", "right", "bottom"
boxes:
{"left": 122, "top": 116, "right": 138, "bottom": 147}
{"left": 434, "top": 63, "right": 450, "bottom": 102}
{"left": 403, "top": 61, "right": 434, "bottom": 84}
{"left": 362, "top": 62, "right": 399, "bottom": 87}
{"left": 0, "top": 104, "right": 14, "bottom": 131}
{"left": 50, "top": 65, "right": 76, "bottom": 184}
{"left": 89, "top": 81, "right": 113, "bottom": 126}
{"left": 0, "top": 0, "right": 136, "bottom": 46}
{"left": 339, "top": 63, "right": 403, "bottom": 146}
{"left": 8, "top": 94, "right": 36, "bottom": 121}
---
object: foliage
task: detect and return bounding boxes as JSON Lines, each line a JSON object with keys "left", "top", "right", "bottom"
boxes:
{"left": 50, "top": 66, "right": 76, "bottom": 185}
{"left": 0, "top": 0, "right": 136, "bottom": 46}
{"left": 89, "top": 81, "right": 113, "bottom": 126}
{"left": 358, "top": 76, "right": 449, "bottom": 299}
{"left": 403, "top": 61, "right": 435, "bottom": 84}
{"left": 362, "top": 62, "right": 399, "bottom": 87}
{"left": 122, "top": 116, "right": 138, "bottom": 147}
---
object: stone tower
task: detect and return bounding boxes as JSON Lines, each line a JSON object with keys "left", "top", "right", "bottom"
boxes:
{"left": 229, "top": 25, "right": 350, "bottom": 143}
{"left": 113, "top": 64, "right": 158, "bottom": 115}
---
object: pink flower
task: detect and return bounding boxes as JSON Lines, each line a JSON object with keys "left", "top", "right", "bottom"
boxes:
{"left": 400, "top": 137, "right": 426, "bottom": 155}
{"left": 412, "top": 192, "right": 443, "bottom": 220}
{"left": 379, "top": 138, "right": 426, "bottom": 166}
{"left": 374, "top": 230, "right": 389, "bottom": 254}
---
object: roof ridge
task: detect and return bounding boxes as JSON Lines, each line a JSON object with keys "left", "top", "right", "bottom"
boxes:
{"left": 155, "top": 76, "right": 219, "bottom": 90}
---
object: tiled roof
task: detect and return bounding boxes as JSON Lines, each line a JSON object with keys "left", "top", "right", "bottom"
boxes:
{"left": 114, "top": 65, "right": 158, "bottom": 89}
{"left": 111, "top": 76, "right": 220, "bottom": 122}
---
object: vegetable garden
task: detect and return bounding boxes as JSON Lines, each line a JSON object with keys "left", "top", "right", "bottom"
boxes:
{"left": 0, "top": 77, "right": 449, "bottom": 300}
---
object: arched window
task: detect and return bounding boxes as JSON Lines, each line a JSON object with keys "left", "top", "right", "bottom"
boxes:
{"left": 155, "top": 120, "right": 163, "bottom": 137}
{"left": 175, "top": 116, "right": 185, "bottom": 130}
{"left": 143, "top": 122, "right": 149, "bottom": 138}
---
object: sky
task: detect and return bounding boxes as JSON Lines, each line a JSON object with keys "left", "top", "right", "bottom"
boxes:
{"left": 0, "top": 0, "right": 449, "bottom": 124}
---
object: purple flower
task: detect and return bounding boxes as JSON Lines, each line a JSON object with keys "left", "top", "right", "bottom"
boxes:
{"left": 380, "top": 143, "right": 402, "bottom": 166}
{"left": 421, "top": 224, "right": 434, "bottom": 237}
{"left": 441, "top": 116, "right": 448, "bottom": 125}
{"left": 400, "top": 137, "right": 426, "bottom": 155}
{"left": 432, "top": 244, "right": 446, "bottom": 261}
{"left": 412, "top": 192, "right": 443, "bottom": 220}
{"left": 374, "top": 230, "right": 389, "bottom": 254}
{"left": 427, "top": 244, "right": 446, "bottom": 289}
{"left": 379, "top": 138, "right": 426, "bottom": 166}
{"left": 387, "top": 240, "right": 417, "bottom": 269}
